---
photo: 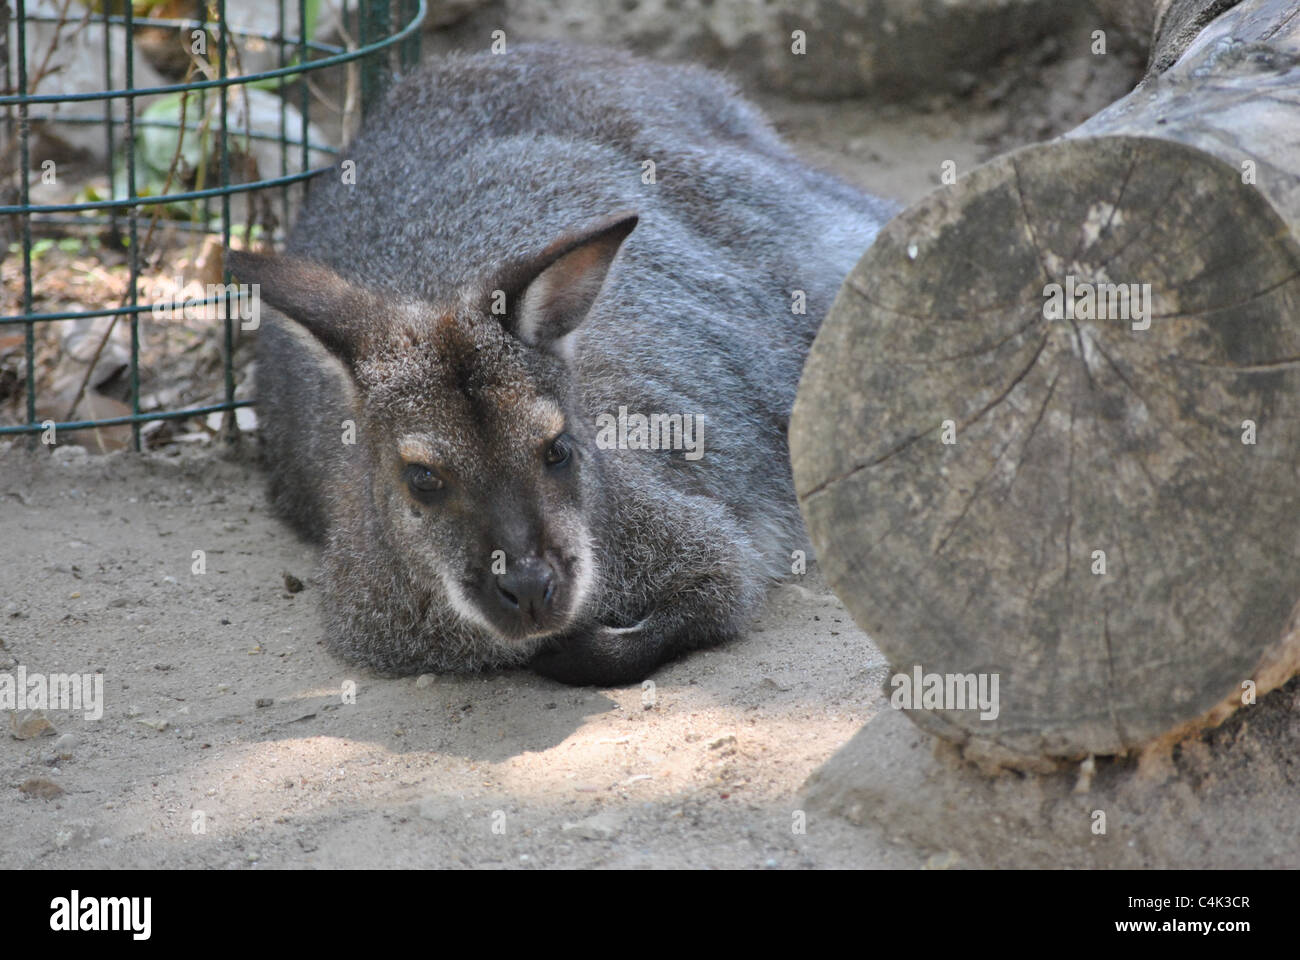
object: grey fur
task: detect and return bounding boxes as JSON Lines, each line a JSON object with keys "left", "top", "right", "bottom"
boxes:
{"left": 236, "top": 43, "right": 896, "bottom": 686}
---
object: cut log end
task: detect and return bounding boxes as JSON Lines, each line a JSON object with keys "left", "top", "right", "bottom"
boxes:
{"left": 792, "top": 134, "right": 1300, "bottom": 766}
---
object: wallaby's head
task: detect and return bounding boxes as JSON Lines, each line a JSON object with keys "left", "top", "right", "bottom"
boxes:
{"left": 229, "top": 212, "right": 638, "bottom": 648}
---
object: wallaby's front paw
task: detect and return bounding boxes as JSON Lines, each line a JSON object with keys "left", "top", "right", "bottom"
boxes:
{"left": 529, "top": 621, "right": 660, "bottom": 687}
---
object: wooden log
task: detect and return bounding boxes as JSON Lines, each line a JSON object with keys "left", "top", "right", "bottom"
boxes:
{"left": 791, "top": 0, "right": 1300, "bottom": 770}
{"left": 1093, "top": 1, "right": 1251, "bottom": 75}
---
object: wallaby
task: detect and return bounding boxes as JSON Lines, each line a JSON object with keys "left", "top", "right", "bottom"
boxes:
{"left": 227, "top": 43, "right": 895, "bottom": 686}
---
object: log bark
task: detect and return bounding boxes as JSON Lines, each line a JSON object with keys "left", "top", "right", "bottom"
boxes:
{"left": 791, "top": 0, "right": 1300, "bottom": 769}
{"left": 1092, "top": 0, "right": 1248, "bottom": 75}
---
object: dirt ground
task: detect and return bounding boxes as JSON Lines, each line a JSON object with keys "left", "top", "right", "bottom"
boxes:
{"left": 0, "top": 447, "right": 920, "bottom": 869}
{"left": 14, "top": 34, "right": 1273, "bottom": 871}
{"left": 4, "top": 447, "right": 1297, "bottom": 870}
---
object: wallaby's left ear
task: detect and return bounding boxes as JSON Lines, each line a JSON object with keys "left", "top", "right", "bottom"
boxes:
{"left": 497, "top": 211, "right": 638, "bottom": 354}
{"left": 225, "top": 249, "right": 379, "bottom": 369}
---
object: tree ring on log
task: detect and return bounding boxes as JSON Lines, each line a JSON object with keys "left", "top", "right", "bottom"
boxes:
{"left": 791, "top": 135, "right": 1300, "bottom": 767}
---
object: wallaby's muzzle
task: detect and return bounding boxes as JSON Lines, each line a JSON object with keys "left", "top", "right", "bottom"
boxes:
{"left": 494, "top": 556, "right": 558, "bottom": 628}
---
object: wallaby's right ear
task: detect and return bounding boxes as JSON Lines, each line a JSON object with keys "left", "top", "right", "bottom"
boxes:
{"left": 225, "top": 250, "right": 371, "bottom": 367}
{"left": 494, "top": 212, "right": 639, "bottom": 355}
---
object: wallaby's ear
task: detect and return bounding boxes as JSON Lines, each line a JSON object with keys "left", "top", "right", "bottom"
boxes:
{"left": 225, "top": 250, "right": 372, "bottom": 368}
{"left": 498, "top": 212, "right": 638, "bottom": 353}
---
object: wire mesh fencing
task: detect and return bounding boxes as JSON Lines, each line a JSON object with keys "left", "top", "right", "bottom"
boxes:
{"left": 1, "top": 0, "right": 424, "bottom": 451}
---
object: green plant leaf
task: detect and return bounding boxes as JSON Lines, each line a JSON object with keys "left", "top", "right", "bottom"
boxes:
{"left": 138, "top": 92, "right": 207, "bottom": 177}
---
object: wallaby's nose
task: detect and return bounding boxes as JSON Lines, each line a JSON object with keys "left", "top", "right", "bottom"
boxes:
{"left": 496, "top": 557, "right": 556, "bottom": 624}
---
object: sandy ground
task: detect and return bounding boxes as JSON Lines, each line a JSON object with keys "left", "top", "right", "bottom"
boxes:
{"left": 4, "top": 447, "right": 1296, "bottom": 870}
{"left": 1, "top": 38, "right": 1177, "bottom": 870}
{"left": 1, "top": 448, "right": 924, "bottom": 869}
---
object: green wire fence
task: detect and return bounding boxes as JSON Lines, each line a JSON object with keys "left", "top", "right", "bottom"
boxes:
{"left": 1, "top": 0, "right": 424, "bottom": 449}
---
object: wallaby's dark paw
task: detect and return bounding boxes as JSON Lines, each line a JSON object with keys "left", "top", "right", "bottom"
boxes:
{"left": 529, "top": 623, "right": 660, "bottom": 687}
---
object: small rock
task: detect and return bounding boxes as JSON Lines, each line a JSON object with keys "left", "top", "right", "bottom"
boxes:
{"left": 255, "top": 697, "right": 274, "bottom": 708}
{"left": 54, "top": 733, "right": 78, "bottom": 759}
{"left": 136, "top": 717, "right": 169, "bottom": 732}
{"left": 708, "top": 734, "right": 738, "bottom": 751}
{"left": 19, "top": 777, "right": 64, "bottom": 800}
{"left": 51, "top": 444, "right": 88, "bottom": 462}
{"left": 561, "top": 811, "right": 622, "bottom": 840}
{"left": 415, "top": 674, "right": 438, "bottom": 690}
{"left": 10, "top": 710, "right": 57, "bottom": 740}
{"left": 282, "top": 571, "right": 305, "bottom": 593}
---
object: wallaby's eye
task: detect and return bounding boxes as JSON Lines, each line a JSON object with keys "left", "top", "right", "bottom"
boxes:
{"left": 545, "top": 433, "right": 573, "bottom": 468}
{"left": 404, "top": 463, "right": 445, "bottom": 500}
